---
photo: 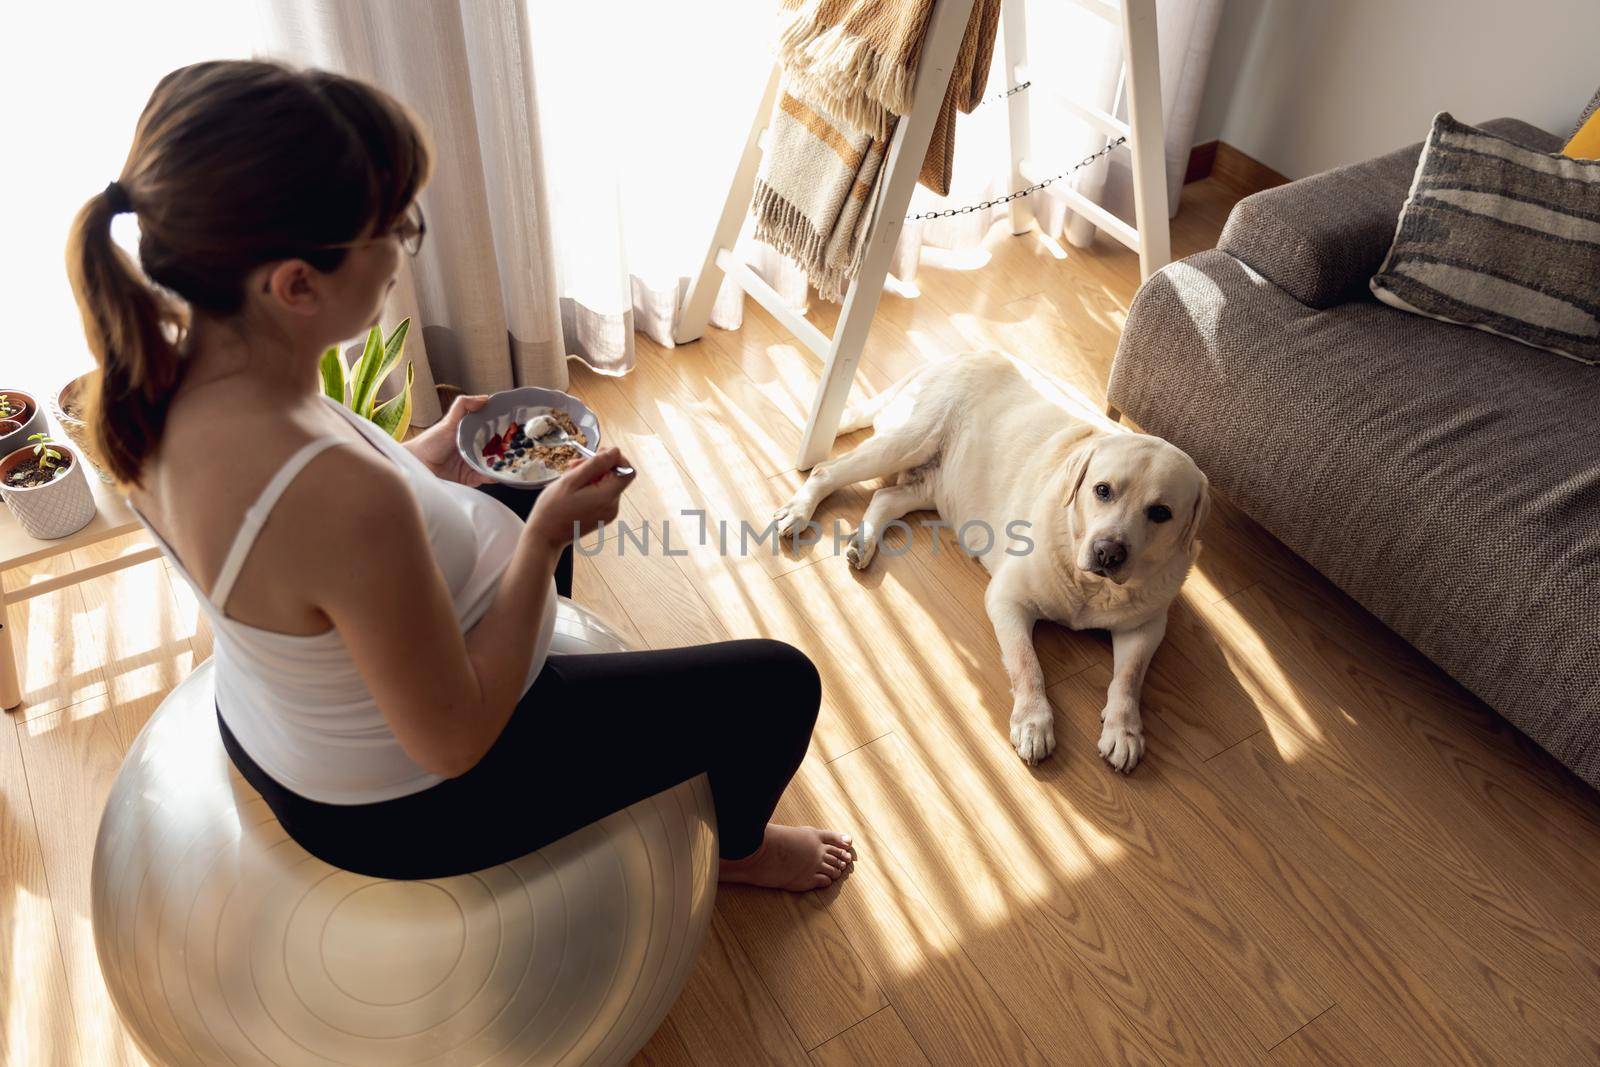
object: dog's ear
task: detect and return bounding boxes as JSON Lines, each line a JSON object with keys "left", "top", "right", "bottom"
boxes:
{"left": 1179, "top": 470, "right": 1210, "bottom": 553}
{"left": 1065, "top": 443, "right": 1096, "bottom": 505}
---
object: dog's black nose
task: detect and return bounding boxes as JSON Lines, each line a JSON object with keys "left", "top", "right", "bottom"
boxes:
{"left": 1093, "top": 538, "right": 1127, "bottom": 570}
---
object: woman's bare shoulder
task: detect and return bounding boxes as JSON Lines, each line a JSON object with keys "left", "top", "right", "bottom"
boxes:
{"left": 136, "top": 387, "right": 407, "bottom": 600}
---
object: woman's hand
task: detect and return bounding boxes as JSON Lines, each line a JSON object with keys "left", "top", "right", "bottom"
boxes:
{"left": 404, "top": 394, "right": 492, "bottom": 486}
{"left": 529, "top": 446, "right": 636, "bottom": 549}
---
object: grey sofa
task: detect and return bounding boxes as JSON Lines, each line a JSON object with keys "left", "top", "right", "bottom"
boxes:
{"left": 1108, "top": 118, "right": 1600, "bottom": 790}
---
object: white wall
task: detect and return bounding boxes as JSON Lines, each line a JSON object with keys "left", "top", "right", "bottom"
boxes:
{"left": 0, "top": 4, "right": 259, "bottom": 390}
{"left": 1194, "top": 0, "right": 1600, "bottom": 180}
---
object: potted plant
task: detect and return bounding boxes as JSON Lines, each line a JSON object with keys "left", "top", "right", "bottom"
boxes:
{"left": 50, "top": 371, "right": 113, "bottom": 483}
{"left": 0, "top": 433, "right": 96, "bottom": 540}
{"left": 319, "top": 318, "right": 416, "bottom": 439}
{"left": 0, "top": 389, "right": 50, "bottom": 460}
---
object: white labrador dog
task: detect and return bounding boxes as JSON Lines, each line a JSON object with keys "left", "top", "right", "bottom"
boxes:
{"left": 775, "top": 351, "right": 1208, "bottom": 771}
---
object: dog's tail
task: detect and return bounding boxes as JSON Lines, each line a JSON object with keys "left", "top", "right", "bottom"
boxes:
{"left": 836, "top": 377, "right": 907, "bottom": 436}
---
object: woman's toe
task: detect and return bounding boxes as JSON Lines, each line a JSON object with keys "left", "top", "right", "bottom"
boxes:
{"left": 822, "top": 829, "right": 853, "bottom": 849}
{"left": 826, "top": 845, "right": 852, "bottom": 864}
{"left": 812, "top": 872, "right": 834, "bottom": 889}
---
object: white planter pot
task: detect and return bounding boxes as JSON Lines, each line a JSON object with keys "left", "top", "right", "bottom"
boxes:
{"left": 51, "top": 373, "right": 114, "bottom": 484}
{"left": 1, "top": 441, "right": 96, "bottom": 540}
{"left": 0, "top": 389, "right": 50, "bottom": 460}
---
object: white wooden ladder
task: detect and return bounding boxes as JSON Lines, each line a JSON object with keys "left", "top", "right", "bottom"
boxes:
{"left": 674, "top": 0, "right": 1168, "bottom": 469}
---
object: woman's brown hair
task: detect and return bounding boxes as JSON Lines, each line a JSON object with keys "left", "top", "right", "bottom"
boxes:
{"left": 65, "top": 60, "right": 432, "bottom": 484}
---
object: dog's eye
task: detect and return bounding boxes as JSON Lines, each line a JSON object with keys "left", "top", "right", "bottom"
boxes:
{"left": 1147, "top": 504, "right": 1172, "bottom": 523}
{"left": 1093, "top": 482, "right": 1111, "bottom": 500}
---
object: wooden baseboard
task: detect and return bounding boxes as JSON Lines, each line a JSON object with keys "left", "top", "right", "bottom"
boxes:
{"left": 1184, "top": 139, "right": 1290, "bottom": 197}
{"left": 1185, "top": 140, "right": 1218, "bottom": 185}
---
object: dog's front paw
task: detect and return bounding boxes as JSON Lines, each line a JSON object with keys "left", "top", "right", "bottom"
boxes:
{"left": 845, "top": 528, "right": 876, "bottom": 570}
{"left": 1010, "top": 701, "right": 1057, "bottom": 765}
{"left": 1097, "top": 708, "right": 1144, "bottom": 773}
{"left": 772, "top": 499, "right": 814, "bottom": 540}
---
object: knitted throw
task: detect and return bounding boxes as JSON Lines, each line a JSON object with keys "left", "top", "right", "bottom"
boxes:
{"left": 776, "top": 0, "right": 999, "bottom": 195}
{"left": 752, "top": 0, "right": 1000, "bottom": 301}
{"left": 753, "top": 88, "right": 888, "bottom": 302}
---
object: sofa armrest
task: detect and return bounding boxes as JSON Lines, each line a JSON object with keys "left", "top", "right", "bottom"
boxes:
{"left": 1216, "top": 117, "right": 1562, "bottom": 309}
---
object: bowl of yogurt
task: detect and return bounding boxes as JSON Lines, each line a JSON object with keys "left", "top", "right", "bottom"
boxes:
{"left": 455, "top": 387, "right": 602, "bottom": 488}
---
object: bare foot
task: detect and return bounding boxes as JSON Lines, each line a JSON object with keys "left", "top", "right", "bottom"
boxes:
{"left": 718, "top": 823, "right": 856, "bottom": 892}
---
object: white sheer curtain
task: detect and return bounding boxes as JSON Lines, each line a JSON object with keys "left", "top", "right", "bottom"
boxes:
{"left": 524, "top": 0, "right": 771, "bottom": 368}
{"left": 261, "top": 0, "right": 770, "bottom": 393}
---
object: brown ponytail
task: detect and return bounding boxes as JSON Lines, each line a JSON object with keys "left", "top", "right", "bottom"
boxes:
{"left": 66, "top": 188, "right": 186, "bottom": 485}
{"left": 64, "top": 61, "right": 432, "bottom": 485}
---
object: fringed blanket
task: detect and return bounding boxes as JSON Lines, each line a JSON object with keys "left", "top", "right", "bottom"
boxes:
{"left": 753, "top": 89, "right": 888, "bottom": 302}
{"left": 753, "top": 0, "right": 1000, "bottom": 300}
{"left": 777, "top": 0, "right": 999, "bottom": 194}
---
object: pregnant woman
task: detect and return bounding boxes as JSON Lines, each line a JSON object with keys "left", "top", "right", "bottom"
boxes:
{"left": 67, "top": 60, "right": 853, "bottom": 890}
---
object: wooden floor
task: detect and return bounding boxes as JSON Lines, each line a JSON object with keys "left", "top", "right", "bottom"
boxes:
{"left": 6, "top": 178, "right": 1600, "bottom": 1066}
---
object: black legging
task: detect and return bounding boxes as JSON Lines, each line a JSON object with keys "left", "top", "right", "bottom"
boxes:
{"left": 214, "top": 479, "right": 822, "bottom": 880}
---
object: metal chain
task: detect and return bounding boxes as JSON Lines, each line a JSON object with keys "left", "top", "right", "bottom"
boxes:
{"left": 905, "top": 135, "right": 1127, "bottom": 221}
{"left": 975, "top": 79, "right": 1032, "bottom": 107}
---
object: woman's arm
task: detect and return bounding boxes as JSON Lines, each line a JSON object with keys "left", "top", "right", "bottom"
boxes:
{"left": 302, "top": 444, "right": 632, "bottom": 776}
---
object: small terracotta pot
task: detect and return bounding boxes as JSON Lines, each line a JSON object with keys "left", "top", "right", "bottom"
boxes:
{"left": 0, "top": 389, "right": 48, "bottom": 459}
{"left": 51, "top": 372, "right": 113, "bottom": 483}
{"left": 0, "top": 439, "right": 96, "bottom": 540}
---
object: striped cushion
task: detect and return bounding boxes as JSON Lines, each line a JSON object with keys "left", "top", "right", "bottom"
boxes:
{"left": 1370, "top": 112, "right": 1600, "bottom": 365}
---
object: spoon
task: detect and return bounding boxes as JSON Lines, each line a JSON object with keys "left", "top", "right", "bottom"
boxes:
{"left": 528, "top": 419, "right": 635, "bottom": 477}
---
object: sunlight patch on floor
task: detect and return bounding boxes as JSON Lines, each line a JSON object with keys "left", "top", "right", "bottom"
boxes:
{"left": 697, "top": 375, "right": 789, "bottom": 468}
{"left": 1180, "top": 568, "right": 1231, "bottom": 606}
{"left": 882, "top": 274, "right": 921, "bottom": 300}
{"left": 640, "top": 393, "right": 725, "bottom": 501}
{"left": 6, "top": 885, "right": 62, "bottom": 1066}
{"left": 920, "top": 246, "right": 994, "bottom": 272}
{"left": 828, "top": 749, "right": 1019, "bottom": 932}
{"left": 15, "top": 590, "right": 102, "bottom": 712}
{"left": 899, "top": 328, "right": 956, "bottom": 364}
{"left": 1200, "top": 592, "right": 1322, "bottom": 759}
{"left": 21, "top": 694, "right": 110, "bottom": 740}
{"left": 65, "top": 909, "right": 117, "bottom": 1067}
{"left": 1035, "top": 232, "right": 1071, "bottom": 261}
{"left": 806, "top": 581, "right": 1118, "bottom": 898}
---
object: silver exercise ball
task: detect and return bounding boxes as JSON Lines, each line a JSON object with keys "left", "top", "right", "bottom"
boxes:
{"left": 91, "top": 598, "right": 717, "bottom": 1067}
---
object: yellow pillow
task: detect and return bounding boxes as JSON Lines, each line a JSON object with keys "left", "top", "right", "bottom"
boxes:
{"left": 1565, "top": 105, "right": 1600, "bottom": 159}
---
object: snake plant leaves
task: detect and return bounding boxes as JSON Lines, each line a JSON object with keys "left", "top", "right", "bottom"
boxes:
{"left": 318, "top": 345, "right": 347, "bottom": 405}
{"left": 349, "top": 318, "right": 411, "bottom": 418}
{"left": 370, "top": 361, "right": 416, "bottom": 441}
{"left": 348, "top": 325, "right": 386, "bottom": 418}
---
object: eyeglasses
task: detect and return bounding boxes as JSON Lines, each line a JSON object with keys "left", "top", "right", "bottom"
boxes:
{"left": 301, "top": 201, "right": 427, "bottom": 257}
{"left": 390, "top": 201, "right": 426, "bottom": 256}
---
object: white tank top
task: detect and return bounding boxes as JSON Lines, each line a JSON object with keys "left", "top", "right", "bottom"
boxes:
{"left": 132, "top": 398, "right": 557, "bottom": 805}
